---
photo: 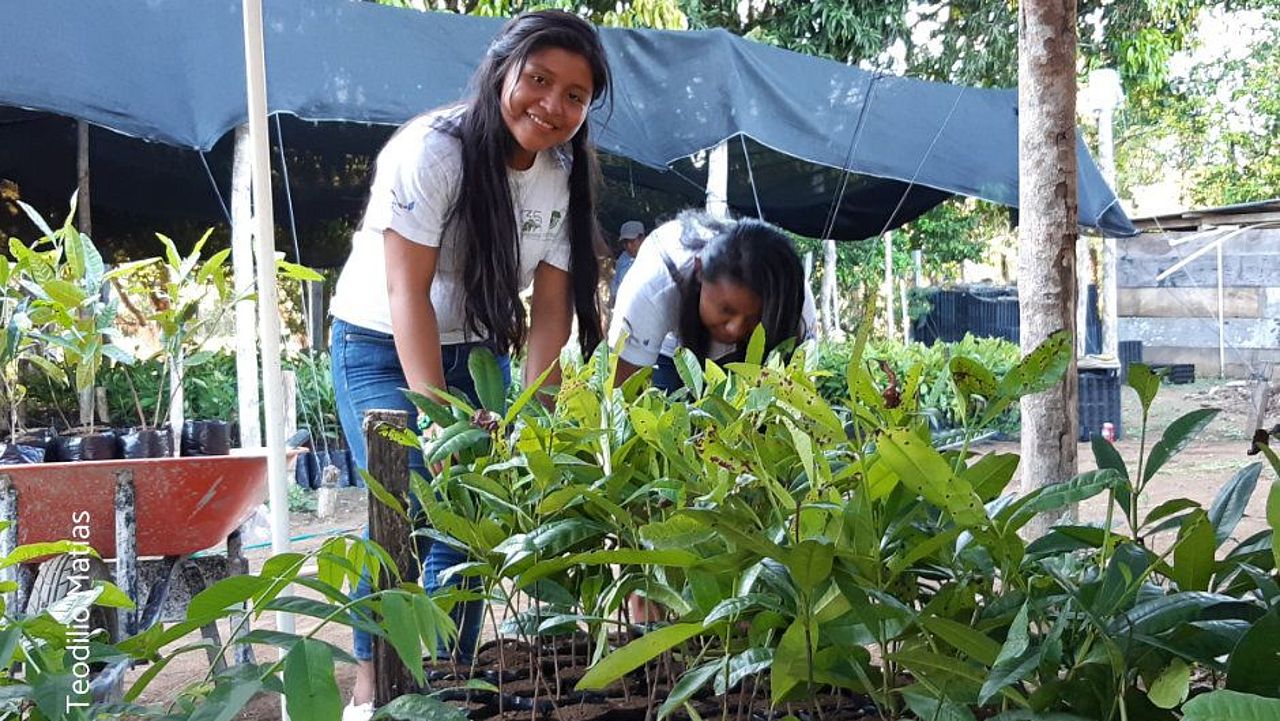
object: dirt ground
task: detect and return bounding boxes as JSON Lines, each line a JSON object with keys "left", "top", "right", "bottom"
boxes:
{"left": 124, "top": 377, "right": 1277, "bottom": 719}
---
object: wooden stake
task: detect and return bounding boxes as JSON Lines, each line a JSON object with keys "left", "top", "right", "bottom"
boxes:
{"left": 364, "top": 409, "right": 417, "bottom": 705}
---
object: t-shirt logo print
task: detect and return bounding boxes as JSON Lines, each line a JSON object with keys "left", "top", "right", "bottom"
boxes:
{"left": 390, "top": 188, "right": 415, "bottom": 214}
{"left": 521, "top": 209, "right": 543, "bottom": 236}
{"left": 549, "top": 210, "right": 563, "bottom": 231}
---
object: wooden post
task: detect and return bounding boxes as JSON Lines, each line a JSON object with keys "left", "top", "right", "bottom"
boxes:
{"left": 0, "top": 475, "right": 16, "bottom": 610}
{"left": 1245, "top": 364, "right": 1273, "bottom": 436}
{"left": 114, "top": 469, "right": 138, "bottom": 636}
{"left": 363, "top": 409, "right": 417, "bottom": 705}
{"left": 1018, "top": 0, "right": 1080, "bottom": 537}
{"left": 76, "top": 121, "right": 95, "bottom": 429}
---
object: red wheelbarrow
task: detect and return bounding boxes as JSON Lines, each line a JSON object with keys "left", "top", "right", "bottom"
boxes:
{"left": 0, "top": 451, "right": 286, "bottom": 699}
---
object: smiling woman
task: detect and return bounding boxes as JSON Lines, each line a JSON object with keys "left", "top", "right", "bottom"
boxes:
{"left": 324, "top": 10, "right": 613, "bottom": 720}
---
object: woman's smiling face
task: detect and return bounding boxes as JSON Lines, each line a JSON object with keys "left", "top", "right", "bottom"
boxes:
{"left": 500, "top": 47, "right": 593, "bottom": 170}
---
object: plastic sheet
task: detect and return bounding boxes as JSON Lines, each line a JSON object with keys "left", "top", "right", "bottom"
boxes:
{"left": 50, "top": 431, "right": 119, "bottom": 462}
{"left": 117, "top": 427, "right": 174, "bottom": 458}
{"left": 180, "top": 420, "right": 231, "bottom": 456}
{"left": 0, "top": 442, "right": 45, "bottom": 464}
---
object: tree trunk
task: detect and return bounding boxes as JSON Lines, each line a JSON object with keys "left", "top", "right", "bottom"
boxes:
{"left": 1018, "top": 0, "right": 1079, "bottom": 537}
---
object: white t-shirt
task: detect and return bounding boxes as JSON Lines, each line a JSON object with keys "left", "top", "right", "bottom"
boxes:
{"left": 608, "top": 218, "right": 817, "bottom": 367}
{"left": 331, "top": 109, "right": 573, "bottom": 343}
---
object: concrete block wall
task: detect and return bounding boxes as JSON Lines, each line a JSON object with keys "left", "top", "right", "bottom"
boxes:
{"left": 1117, "top": 228, "right": 1280, "bottom": 379}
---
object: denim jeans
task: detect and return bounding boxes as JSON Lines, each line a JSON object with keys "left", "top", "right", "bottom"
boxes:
{"left": 330, "top": 318, "right": 510, "bottom": 663}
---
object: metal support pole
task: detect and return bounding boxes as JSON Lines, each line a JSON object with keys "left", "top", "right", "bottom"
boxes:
{"left": 706, "top": 141, "right": 729, "bottom": 219}
{"left": 113, "top": 469, "right": 138, "bottom": 636}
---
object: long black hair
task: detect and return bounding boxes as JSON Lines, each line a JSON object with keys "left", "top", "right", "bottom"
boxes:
{"left": 435, "top": 10, "right": 610, "bottom": 356}
{"left": 673, "top": 210, "right": 808, "bottom": 361}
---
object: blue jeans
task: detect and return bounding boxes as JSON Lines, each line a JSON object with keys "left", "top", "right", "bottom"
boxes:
{"left": 330, "top": 318, "right": 510, "bottom": 663}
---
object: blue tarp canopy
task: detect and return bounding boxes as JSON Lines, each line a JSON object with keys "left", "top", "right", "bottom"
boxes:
{"left": 0, "top": 0, "right": 1135, "bottom": 264}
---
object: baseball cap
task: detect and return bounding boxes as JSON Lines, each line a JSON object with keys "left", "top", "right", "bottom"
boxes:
{"left": 619, "top": 220, "right": 645, "bottom": 239}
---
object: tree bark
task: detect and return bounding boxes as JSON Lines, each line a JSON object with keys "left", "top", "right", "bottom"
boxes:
{"left": 1018, "top": 0, "right": 1079, "bottom": 536}
{"left": 365, "top": 409, "right": 418, "bottom": 706}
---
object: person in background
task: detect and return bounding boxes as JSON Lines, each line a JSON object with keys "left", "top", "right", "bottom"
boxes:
{"left": 327, "top": 10, "right": 612, "bottom": 720}
{"left": 609, "top": 209, "right": 815, "bottom": 392}
{"left": 610, "top": 219, "right": 646, "bottom": 302}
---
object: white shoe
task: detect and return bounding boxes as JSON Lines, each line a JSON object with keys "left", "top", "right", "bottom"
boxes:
{"left": 342, "top": 701, "right": 374, "bottom": 721}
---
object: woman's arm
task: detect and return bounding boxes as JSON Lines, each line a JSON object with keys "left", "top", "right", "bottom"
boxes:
{"left": 385, "top": 228, "right": 447, "bottom": 400}
{"left": 613, "top": 358, "right": 643, "bottom": 386}
{"left": 525, "top": 261, "right": 574, "bottom": 396}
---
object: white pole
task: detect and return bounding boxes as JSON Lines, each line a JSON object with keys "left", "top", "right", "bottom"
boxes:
{"left": 883, "top": 231, "right": 896, "bottom": 340}
{"left": 1076, "top": 236, "right": 1090, "bottom": 357}
{"left": 241, "top": 0, "right": 294, "bottom": 668}
{"left": 1081, "top": 68, "right": 1124, "bottom": 358}
{"left": 706, "top": 141, "right": 729, "bottom": 219}
{"left": 1217, "top": 238, "right": 1226, "bottom": 378}
{"left": 231, "top": 126, "right": 263, "bottom": 449}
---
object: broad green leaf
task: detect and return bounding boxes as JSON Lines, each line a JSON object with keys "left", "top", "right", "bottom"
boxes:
{"left": 962, "top": 452, "right": 1020, "bottom": 502}
{"left": 1225, "top": 605, "right": 1280, "bottom": 697}
{"left": 999, "top": 469, "right": 1122, "bottom": 533}
{"left": 425, "top": 425, "right": 489, "bottom": 466}
{"left": 381, "top": 591, "right": 426, "bottom": 686}
{"left": 237, "top": 629, "right": 358, "bottom": 664}
{"left": 877, "top": 428, "right": 987, "bottom": 529}
{"left": 576, "top": 623, "right": 705, "bottom": 690}
{"left": 1148, "top": 658, "right": 1190, "bottom": 709}
{"left": 744, "top": 324, "right": 766, "bottom": 366}
{"left": 1143, "top": 408, "right": 1219, "bottom": 483}
{"left": 996, "top": 328, "right": 1072, "bottom": 400}
{"left": 658, "top": 660, "right": 721, "bottom": 719}
{"left": 950, "top": 355, "right": 998, "bottom": 409}
{"left": 1172, "top": 509, "right": 1215, "bottom": 592}
{"left": 403, "top": 390, "right": 455, "bottom": 429}
{"left": 1126, "top": 363, "right": 1161, "bottom": 415}
{"left": 359, "top": 469, "right": 408, "bottom": 520}
{"left": 717, "top": 647, "right": 773, "bottom": 695}
{"left": 1181, "top": 690, "right": 1280, "bottom": 721}
{"left": 187, "top": 575, "right": 270, "bottom": 623}
{"left": 466, "top": 347, "right": 506, "bottom": 413}
{"left": 1141, "top": 499, "right": 1202, "bottom": 531}
{"left": 674, "top": 347, "right": 704, "bottom": 397}
{"left": 92, "top": 580, "right": 137, "bottom": 609}
{"left": 1208, "top": 463, "right": 1262, "bottom": 547}
{"left": 373, "top": 694, "right": 469, "bottom": 721}
{"left": 18, "top": 200, "right": 56, "bottom": 241}
{"left": 187, "top": 677, "right": 263, "bottom": 721}
{"left": 42, "top": 279, "right": 86, "bottom": 308}
{"left": 786, "top": 539, "right": 834, "bottom": 594}
{"left": 703, "top": 594, "right": 785, "bottom": 626}
{"left": 902, "top": 687, "right": 977, "bottom": 721}
{"left": 921, "top": 615, "right": 1001, "bottom": 666}
{"left": 979, "top": 603, "right": 1032, "bottom": 704}
{"left": 0, "top": 540, "right": 99, "bottom": 569}
{"left": 283, "top": 638, "right": 342, "bottom": 721}
{"left": 276, "top": 258, "right": 325, "bottom": 281}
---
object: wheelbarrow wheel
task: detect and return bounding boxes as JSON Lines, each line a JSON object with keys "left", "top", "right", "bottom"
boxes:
{"left": 26, "top": 554, "right": 120, "bottom": 643}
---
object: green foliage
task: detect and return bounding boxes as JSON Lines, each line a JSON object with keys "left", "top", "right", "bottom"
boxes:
{"left": 4, "top": 338, "right": 1276, "bottom": 718}
{"left": 1117, "top": 8, "right": 1280, "bottom": 207}
{"left": 812, "top": 333, "right": 1023, "bottom": 433}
